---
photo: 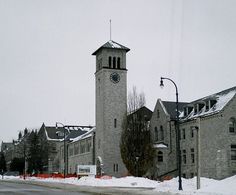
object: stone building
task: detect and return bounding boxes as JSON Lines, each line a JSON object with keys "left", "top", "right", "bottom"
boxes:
{"left": 66, "top": 127, "right": 95, "bottom": 174}
{"left": 151, "top": 86, "right": 236, "bottom": 180}
{"left": 92, "top": 40, "right": 130, "bottom": 177}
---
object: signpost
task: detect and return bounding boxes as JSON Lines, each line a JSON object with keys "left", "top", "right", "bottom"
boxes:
{"left": 77, "top": 165, "right": 96, "bottom": 178}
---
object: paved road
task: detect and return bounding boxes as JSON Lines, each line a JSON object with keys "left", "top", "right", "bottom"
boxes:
{"left": 0, "top": 180, "right": 173, "bottom": 195}
{"left": 0, "top": 180, "right": 93, "bottom": 195}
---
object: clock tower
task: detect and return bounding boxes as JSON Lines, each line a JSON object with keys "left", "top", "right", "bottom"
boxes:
{"left": 92, "top": 40, "right": 130, "bottom": 177}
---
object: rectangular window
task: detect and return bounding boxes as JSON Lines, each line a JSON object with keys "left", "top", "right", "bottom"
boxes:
{"left": 113, "top": 164, "right": 119, "bottom": 172}
{"left": 114, "top": 119, "right": 117, "bottom": 128}
{"left": 191, "top": 129, "right": 194, "bottom": 138}
{"left": 191, "top": 148, "right": 195, "bottom": 163}
{"left": 182, "top": 129, "right": 186, "bottom": 139}
{"left": 182, "top": 150, "right": 186, "bottom": 164}
{"left": 157, "top": 110, "right": 160, "bottom": 118}
{"left": 231, "top": 145, "right": 236, "bottom": 160}
{"left": 205, "top": 101, "right": 209, "bottom": 111}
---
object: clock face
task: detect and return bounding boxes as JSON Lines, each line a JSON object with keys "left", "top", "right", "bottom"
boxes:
{"left": 110, "top": 72, "right": 120, "bottom": 83}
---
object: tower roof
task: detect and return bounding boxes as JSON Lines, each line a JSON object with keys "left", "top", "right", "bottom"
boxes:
{"left": 92, "top": 40, "right": 130, "bottom": 55}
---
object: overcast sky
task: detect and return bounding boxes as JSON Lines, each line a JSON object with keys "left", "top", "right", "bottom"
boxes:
{"left": 1, "top": 0, "right": 236, "bottom": 142}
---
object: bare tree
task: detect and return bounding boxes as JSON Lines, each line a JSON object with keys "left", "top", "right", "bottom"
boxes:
{"left": 127, "top": 86, "right": 146, "bottom": 114}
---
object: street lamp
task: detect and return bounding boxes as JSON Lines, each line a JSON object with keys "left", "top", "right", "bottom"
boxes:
{"left": 55, "top": 122, "right": 67, "bottom": 179}
{"left": 160, "top": 77, "right": 183, "bottom": 190}
{"left": 191, "top": 117, "right": 201, "bottom": 190}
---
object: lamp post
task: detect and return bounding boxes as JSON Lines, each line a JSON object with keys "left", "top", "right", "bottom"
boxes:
{"left": 191, "top": 117, "right": 201, "bottom": 190}
{"left": 56, "top": 122, "right": 67, "bottom": 179}
{"left": 160, "top": 77, "right": 183, "bottom": 190}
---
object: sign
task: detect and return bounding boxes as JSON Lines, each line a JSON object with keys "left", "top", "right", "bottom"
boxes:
{"left": 77, "top": 165, "right": 96, "bottom": 178}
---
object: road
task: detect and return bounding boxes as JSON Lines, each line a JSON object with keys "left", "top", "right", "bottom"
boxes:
{"left": 0, "top": 180, "right": 173, "bottom": 195}
{"left": 0, "top": 180, "right": 93, "bottom": 195}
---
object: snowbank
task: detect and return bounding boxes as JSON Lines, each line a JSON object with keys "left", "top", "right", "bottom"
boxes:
{"left": 2, "top": 175, "right": 236, "bottom": 195}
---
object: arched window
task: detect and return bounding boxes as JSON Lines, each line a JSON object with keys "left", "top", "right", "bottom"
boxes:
{"left": 154, "top": 127, "right": 158, "bottom": 141}
{"left": 229, "top": 117, "right": 236, "bottom": 133}
{"left": 117, "top": 57, "right": 121, "bottom": 69}
{"left": 109, "top": 56, "right": 112, "bottom": 68}
{"left": 157, "top": 151, "right": 163, "bottom": 162}
{"left": 160, "top": 125, "right": 164, "bottom": 140}
{"left": 113, "top": 57, "right": 116, "bottom": 68}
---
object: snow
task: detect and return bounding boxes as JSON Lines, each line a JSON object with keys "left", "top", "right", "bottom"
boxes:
{"left": 108, "top": 40, "right": 122, "bottom": 49}
{"left": 153, "top": 143, "right": 168, "bottom": 148}
{"left": 182, "top": 89, "right": 236, "bottom": 120}
{"left": 2, "top": 175, "right": 236, "bottom": 195}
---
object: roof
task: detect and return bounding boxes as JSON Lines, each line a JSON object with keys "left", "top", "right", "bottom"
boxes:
{"left": 162, "top": 101, "right": 188, "bottom": 120}
{"left": 40, "top": 124, "right": 94, "bottom": 141}
{"left": 1, "top": 142, "right": 14, "bottom": 152}
{"left": 92, "top": 40, "right": 130, "bottom": 55}
{"left": 128, "top": 106, "right": 153, "bottom": 121}
{"left": 71, "top": 127, "right": 95, "bottom": 142}
{"left": 181, "top": 86, "right": 236, "bottom": 120}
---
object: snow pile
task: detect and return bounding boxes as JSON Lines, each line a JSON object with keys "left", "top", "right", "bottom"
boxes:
{"left": 76, "top": 176, "right": 158, "bottom": 188}
{"left": 2, "top": 175, "right": 236, "bottom": 195}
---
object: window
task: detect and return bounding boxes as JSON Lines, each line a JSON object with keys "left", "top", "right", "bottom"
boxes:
{"left": 205, "top": 101, "right": 209, "bottom": 111}
{"left": 194, "top": 105, "right": 198, "bottom": 114}
{"left": 157, "top": 110, "right": 160, "bottom": 118}
{"left": 114, "top": 118, "right": 117, "bottom": 128}
{"left": 113, "top": 164, "right": 119, "bottom": 172}
{"left": 229, "top": 118, "right": 236, "bottom": 133}
{"left": 182, "top": 129, "right": 186, "bottom": 139}
{"left": 117, "top": 57, "right": 120, "bottom": 69}
{"left": 231, "top": 145, "right": 236, "bottom": 160}
{"left": 191, "top": 128, "right": 194, "bottom": 138}
{"left": 113, "top": 57, "right": 116, "bottom": 68}
{"left": 109, "top": 56, "right": 112, "bottom": 68}
{"left": 154, "top": 127, "right": 158, "bottom": 141}
{"left": 210, "top": 99, "right": 217, "bottom": 108}
{"left": 157, "top": 151, "right": 163, "bottom": 162}
{"left": 191, "top": 148, "right": 195, "bottom": 163}
{"left": 160, "top": 126, "right": 164, "bottom": 140}
{"left": 182, "top": 150, "right": 186, "bottom": 164}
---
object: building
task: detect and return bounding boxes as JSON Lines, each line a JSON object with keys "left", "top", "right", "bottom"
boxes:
{"left": 150, "top": 100, "right": 187, "bottom": 179}
{"left": 92, "top": 40, "right": 130, "bottom": 177}
{"left": 150, "top": 86, "right": 236, "bottom": 179}
{"left": 37, "top": 123, "right": 93, "bottom": 174}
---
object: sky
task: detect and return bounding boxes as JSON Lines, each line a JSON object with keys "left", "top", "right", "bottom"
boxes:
{"left": 0, "top": 0, "right": 236, "bottom": 142}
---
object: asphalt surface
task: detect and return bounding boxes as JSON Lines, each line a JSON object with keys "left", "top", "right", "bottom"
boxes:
{"left": 0, "top": 179, "right": 174, "bottom": 195}
{"left": 0, "top": 180, "right": 92, "bottom": 195}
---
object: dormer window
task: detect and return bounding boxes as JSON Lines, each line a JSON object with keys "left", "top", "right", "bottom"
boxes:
{"left": 210, "top": 99, "right": 217, "bottom": 109}
{"left": 184, "top": 107, "right": 187, "bottom": 116}
{"left": 198, "top": 103, "right": 204, "bottom": 112}
{"left": 205, "top": 101, "right": 209, "bottom": 111}
{"left": 183, "top": 106, "right": 193, "bottom": 117}
{"left": 194, "top": 104, "right": 198, "bottom": 114}
{"left": 194, "top": 103, "right": 204, "bottom": 114}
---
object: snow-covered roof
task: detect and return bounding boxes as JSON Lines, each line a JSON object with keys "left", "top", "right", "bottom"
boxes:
{"left": 92, "top": 40, "right": 130, "bottom": 55}
{"left": 153, "top": 143, "right": 168, "bottom": 149}
{"left": 71, "top": 127, "right": 95, "bottom": 143}
{"left": 181, "top": 86, "right": 236, "bottom": 121}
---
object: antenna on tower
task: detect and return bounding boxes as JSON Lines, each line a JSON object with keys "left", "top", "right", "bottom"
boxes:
{"left": 109, "top": 19, "right": 112, "bottom": 40}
